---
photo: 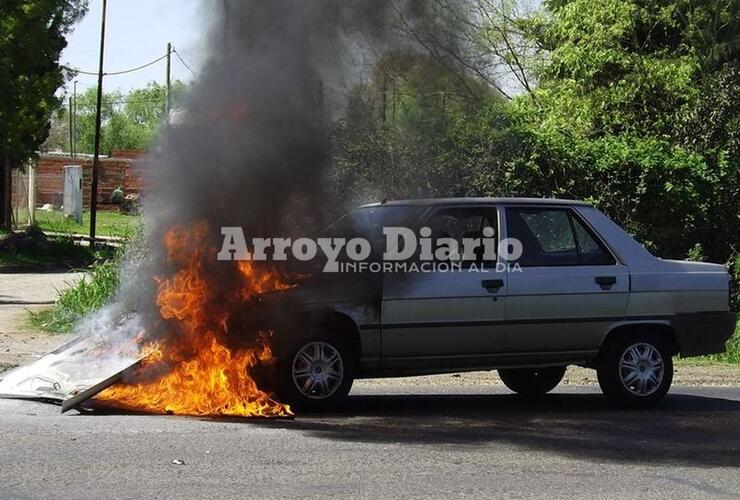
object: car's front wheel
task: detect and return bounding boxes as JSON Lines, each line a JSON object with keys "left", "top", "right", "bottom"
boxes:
{"left": 597, "top": 333, "right": 673, "bottom": 408}
{"left": 498, "top": 366, "right": 567, "bottom": 396}
{"left": 278, "top": 333, "right": 355, "bottom": 411}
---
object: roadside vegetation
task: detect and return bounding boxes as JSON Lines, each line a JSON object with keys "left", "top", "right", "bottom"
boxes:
{"left": 724, "top": 329, "right": 740, "bottom": 364}
{"left": 29, "top": 242, "right": 124, "bottom": 334}
{"left": 0, "top": 236, "right": 97, "bottom": 269}
{"left": 691, "top": 325, "right": 740, "bottom": 365}
{"left": 0, "top": 0, "right": 89, "bottom": 229}
{"left": 1, "top": 210, "right": 139, "bottom": 269}
{"left": 13, "top": 209, "right": 141, "bottom": 239}
{"left": 42, "top": 81, "right": 187, "bottom": 155}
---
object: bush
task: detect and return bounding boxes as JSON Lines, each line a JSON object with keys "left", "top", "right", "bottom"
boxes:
{"left": 30, "top": 255, "right": 120, "bottom": 334}
{"left": 730, "top": 254, "right": 740, "bottom": 311}
{"left": 0, "top": 227, "right": 98, "bottom": 268}
{"left": 698, "top": 323, "right": 740, "bottom": 365}
{"left": 110, "top": 186, "right": 124, "bottom": 204}
{"left": 723, "top": 327, "right": 740, "bottom": 364}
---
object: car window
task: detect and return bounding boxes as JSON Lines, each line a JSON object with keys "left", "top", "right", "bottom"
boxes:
{"left": 506, "top": 208, "right": 616, "bottom": 267}
{"left": 423, "top": 207, "right": 498, "bottom": 264}
{"left": 572, "top": 216, "right": 616, "bottom": 266}
{"left": 507, "top": 209, "right": 579, "bottom": 266}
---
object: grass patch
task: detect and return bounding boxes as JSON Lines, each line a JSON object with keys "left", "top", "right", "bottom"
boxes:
{"left": 27, "top": 231, "right": 141, "bottom": 334}
{"left": 0, "top": 233, "right": 104, "bottom": 269}
{"left": 710, "top": 323, "right": 740, "bottom": 364}
{"left": 29, "top": 254, "right": 121, "bottom": 334}
{"left": 17, "top": 209, "right": 141, "bottom": 238}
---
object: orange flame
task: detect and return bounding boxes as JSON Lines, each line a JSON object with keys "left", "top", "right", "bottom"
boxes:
{"left": 96, "top": 223, "right": 293, "bottom": 418}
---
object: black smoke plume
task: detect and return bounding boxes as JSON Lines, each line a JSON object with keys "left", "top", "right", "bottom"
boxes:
{"left": 125, "top": 1, "right": 435, "bottom": 345}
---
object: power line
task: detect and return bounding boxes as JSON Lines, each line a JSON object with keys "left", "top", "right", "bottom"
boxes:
{"left": 106, "top": 53, "right": 169, "bottom": 76}
{"left": 172, "top": 49, "right": 196, "bottom": 76}
{"left": 64, "top": 53, "right": 169, "bottom": 77}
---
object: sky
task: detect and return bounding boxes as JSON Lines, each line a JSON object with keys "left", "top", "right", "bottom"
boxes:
{"left": 61, "top": 0, "right": 207, "bottom": 94}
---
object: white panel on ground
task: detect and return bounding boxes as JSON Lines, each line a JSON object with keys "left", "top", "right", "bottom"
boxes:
{"left": 0, "top": 335, "right": 145, "bottom": 412}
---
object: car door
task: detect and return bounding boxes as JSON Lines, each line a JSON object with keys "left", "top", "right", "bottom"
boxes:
{"left": 503, "top": 206, "right": 629, "bottom": 353}
{"left": 381, "top": 205, "right": 507, "bottom": 372}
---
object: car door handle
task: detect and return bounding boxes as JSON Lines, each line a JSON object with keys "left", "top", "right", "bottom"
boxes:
{"left": 595, "top": 276, "right": 617, "bottom": 290}
{"left": 482, "top": 279, "right": 504, "bottom": 293}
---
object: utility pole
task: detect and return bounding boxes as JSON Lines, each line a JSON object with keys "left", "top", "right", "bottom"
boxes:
{"left": 72, "top": 81, "right": 78, "bottom": 157}
{"left": 166, "top": 42, "right": 172, "bottom": 120}
{"left": 90, "top": 0, "right": 108, "bottom": 243}
{"left": 68, "top": 97, "right": 74, "bottom": 157}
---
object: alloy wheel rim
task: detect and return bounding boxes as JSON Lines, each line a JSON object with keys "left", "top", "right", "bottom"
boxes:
{"left": 618, "top": 343, "right": 664, "bottom": 397}
{"left": 292, "top": 342, "right": 344, "bottom": 400}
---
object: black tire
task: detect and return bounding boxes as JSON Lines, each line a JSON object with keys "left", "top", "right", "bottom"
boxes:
{"left": 277, "top": 332, "right": 355, "bottom": 412}
{"left": 597, "top": 333, "right": 673, "bottom": 408}
{"left": 498, "top": 366, "right": 566, "bottom": 396}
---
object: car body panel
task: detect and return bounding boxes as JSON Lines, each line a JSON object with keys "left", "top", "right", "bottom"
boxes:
{"left": 295, "top": 199, "right": 735, "bottom": 378}
{"left": 504, "top": 264, "right": 630, "bottom": 352}
{"left": 381, "top": 271, "right": 507, "bottom": 358}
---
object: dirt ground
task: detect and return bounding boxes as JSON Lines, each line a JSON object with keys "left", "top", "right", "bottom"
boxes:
{"left": 0, "top": 305, "right": 72, "bottom": 372}
{"left": 357, "top": 363, "right": 740, "bottom": 388}
{"left": 0, "top": 272, "right": 84, "bottom": 305}
{"left": 0, "top": 272, "right": 82, "bottom": 372}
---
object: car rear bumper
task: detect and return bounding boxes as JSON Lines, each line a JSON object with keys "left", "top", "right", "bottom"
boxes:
{"left": 674, "top": 311, "right": 738, "bottom": 357}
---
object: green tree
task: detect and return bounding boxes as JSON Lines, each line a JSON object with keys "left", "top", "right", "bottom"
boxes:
{"left": 508, "top": 0, "right": 740, "bottom": 263}
{"left": 65, "top": 81, "right": 186, "bottom": 155}
{"left": 331, "top": 52, "right": 506, "bottom": 205}
{"left": 0, "top": 0, "right": 88, "bottom": 229}
{"left": 334, "top": 0, "right": 739, "bottom": 271}
{"left": 518, "top": 0, "right": 738, "bottom": 137}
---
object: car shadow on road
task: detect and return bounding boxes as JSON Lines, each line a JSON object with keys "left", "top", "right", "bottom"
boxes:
{"left": 253, "top": 391, "right": 740, "bottom": 467}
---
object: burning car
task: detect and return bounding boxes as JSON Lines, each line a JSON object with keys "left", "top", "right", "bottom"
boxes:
{"left": 1, "top": 197, "right": 734, "bottom": 415}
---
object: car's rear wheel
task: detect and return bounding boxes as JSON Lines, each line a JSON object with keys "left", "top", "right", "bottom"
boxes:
{"left": 597, "top": 333, "right": 673, "bottom": 408}
{"left": 498, "top": 366, "right": 566, "bottom": 396}
{"left": 278, "top": 332, "right": 355, "bottom": 411}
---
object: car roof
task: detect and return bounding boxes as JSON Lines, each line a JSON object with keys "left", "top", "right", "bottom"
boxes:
{"left": 361, "top": 197, "right": 591, "bottom": 208}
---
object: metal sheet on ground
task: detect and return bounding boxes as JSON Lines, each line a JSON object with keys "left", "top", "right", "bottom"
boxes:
{"left": 0, "top": 335, "right": 144, "bottom": 412}
{"left": 61, "top": 362, "right": 142, "bottom": 413}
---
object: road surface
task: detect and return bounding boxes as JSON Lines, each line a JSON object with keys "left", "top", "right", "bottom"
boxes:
{"left": 0, "top": 384, "right": 738, "bottom": 499}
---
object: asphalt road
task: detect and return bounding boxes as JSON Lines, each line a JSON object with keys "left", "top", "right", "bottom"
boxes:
{"left": 0, "top": 384, "right": 739, "bottom": 499}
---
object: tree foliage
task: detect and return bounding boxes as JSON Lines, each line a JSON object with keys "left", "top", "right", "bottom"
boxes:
{"left": 0, "top": 0, "right": 87, "bottom": 227}
{"left": 0, "top": 0, "right": 88, "bottom": 161}
{"left": 511, "top": 0, "right": 740, "bottom": 262}
{"left": 43, "top": 81, "right": 186, "bottom": 155}
{"left": 331, "top": 51, "right": 508, "bottom": 204}
{"left": 333, "top": 0, "right": 739, "bottom": 277}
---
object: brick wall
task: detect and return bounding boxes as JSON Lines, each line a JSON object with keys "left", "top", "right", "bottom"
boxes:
{"left": 25, "top": 152, "right": 146, "bottom": 209}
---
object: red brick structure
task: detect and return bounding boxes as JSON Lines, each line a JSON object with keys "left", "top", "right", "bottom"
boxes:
{"left": 15, "top": 151, "right": 146, "bottom": 210}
